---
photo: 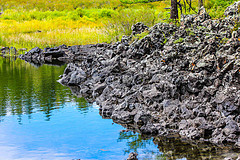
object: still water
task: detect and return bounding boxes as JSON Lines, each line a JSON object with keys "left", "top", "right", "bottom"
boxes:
{"left": 0, "top": 56, "right": 239, "bottom": 160}
{"left": 0, "top": 57, "right": 162, "bottom": 160}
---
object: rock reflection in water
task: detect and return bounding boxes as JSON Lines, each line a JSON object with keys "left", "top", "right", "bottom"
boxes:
{"left": 66, "top": 85, "right": 94, "bottom": 102}
{"left": 153, "top": 136, "right": 240, "bottom": 160}
{"left": 118, "top": 130, "right": 164, "bottom": 159}
{"left": 118, "top": 128, "right": 240, "bottom": 160}
{"left": 23, "top": 58, "right": 66, "bottom": 67}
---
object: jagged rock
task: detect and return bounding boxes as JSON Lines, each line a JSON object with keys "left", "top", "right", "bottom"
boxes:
{"left": 0, "top": 47, "right": 10, "bottom": 54}
{"left": 20, "top": 2, "right": 240, "bottom": 148}
{"left": 195, "top": 7, "right": 211, "bottom": 23}
{"left": 28, "top": 47, "right": 42, "bottom": 55}
{"left": 223, "top": 120, "right": 240, "bottom": 136}
{"left": 127, "top": 152, "right": 138, "bottom": 160}
{"left": 131, "top": 22, "right": 148, "bottom": 35}
{"left": 224, "top": 1, "right": 240, "bottom": 16}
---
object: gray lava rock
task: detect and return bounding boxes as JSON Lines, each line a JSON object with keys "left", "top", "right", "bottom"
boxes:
{"left": 127, "top": 152, "right": 138, "bottom": 160}
{"left": 224, "top": 1, "right": 240, "bottom": 16}
{"left": 131, "top": 22, "right": 148, "bottom": 35}
{"left": 21, "top": 2, "right": 240, "bottom": 149}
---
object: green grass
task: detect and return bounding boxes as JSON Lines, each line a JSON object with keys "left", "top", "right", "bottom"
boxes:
{"left": 1, "top": 8, "right": 118, "bottom": 21}
{"left": 205, "top": 0, "right": 239, "bottom": 18}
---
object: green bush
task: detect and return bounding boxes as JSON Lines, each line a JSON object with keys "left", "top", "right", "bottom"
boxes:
{"left": 76, "top": 8, "right": 84, "bottom": 17}
{"left": 100, "top": 9, "right": 116, "bottom": 18}
{"left": 105, "top": 7, "right": 157, "bottom": 41}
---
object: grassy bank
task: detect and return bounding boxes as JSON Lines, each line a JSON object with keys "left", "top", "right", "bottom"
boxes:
{"left": 0, "top": 0, "right": 168, "bottom": 50}
{"left": 0, "top": 0, "right": 238, "bottom": 51}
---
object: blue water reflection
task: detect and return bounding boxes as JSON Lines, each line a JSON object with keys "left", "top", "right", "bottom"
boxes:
{"left": 0, "top": 103, "right": 161, "bottom": 160}
{"left": 0, "top": 57, "right": 161, "bottom": 160}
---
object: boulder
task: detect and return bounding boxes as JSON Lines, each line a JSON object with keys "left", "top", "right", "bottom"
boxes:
{"left": 224, "top": 1, "right": 240, "bottom": 16}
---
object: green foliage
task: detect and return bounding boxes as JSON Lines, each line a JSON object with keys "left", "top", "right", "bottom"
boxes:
{"left": 0, "top": 37, "right": 7, "bottom": 47}
{"left": 100, "top": 9, "right": 116, "bottom": 18}
{"left": 76, "top": 8, "right": 84, "bottom": 17}
{"left": 205, "top": 0, "right": 239, "bottom": 18}
{"left": 0, "top": 0, "right": 121, "bottom": 11}
{"left": 163, "top": 37, "right": 168, "bottom": 44}
{"left": 0, "top": 0, "right": 239, "bottom": 49}
{"left": 1, "top": 8, "right": 118, "bottom": 21}
{"left": 105, "top": 7, "right": 157, "bottom": 41}
{"left": 129, "top": 30, "right": 149, "bottom": 44}
{"left": 2, "top": 9, "right": 66, "bottom": 21}
{"left": 189, "top": 31, "right": 195, "bottom": 36}
{"left": 173, "top": 37, "right": 184, "bottom": 44}
{"left": 205, "top": 0, "right": 237, "bottom": 9}
{"left": 185, "top": 28, "right": 195, "bottom": 36}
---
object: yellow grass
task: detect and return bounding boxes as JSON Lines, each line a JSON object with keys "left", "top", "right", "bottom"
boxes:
{"left": 1, "top": 0, "right": 234, "bottom": 51}
{"left": 1, "top": 0, "right": 121, "bottom": 10}
{"left": 0, "top": 19, "right": 111, "bottom": 49}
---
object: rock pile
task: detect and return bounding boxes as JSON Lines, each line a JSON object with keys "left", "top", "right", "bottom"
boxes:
{"left": 20, "top": 2, "right": 240, "bottom": 147}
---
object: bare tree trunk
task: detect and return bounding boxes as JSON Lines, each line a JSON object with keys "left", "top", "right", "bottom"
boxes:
{"left": 198, "top": 0, "right": 204, "bottom": 8}
{"left": 189, "top": 0, "right": 191, "bottom": 12}
{"left": 170, "top": 0, "right": 178, "bottom": 19}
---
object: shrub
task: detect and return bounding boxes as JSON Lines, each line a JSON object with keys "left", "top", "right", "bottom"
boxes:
{"left": 100, "top": 9, "right": 116, "bottom": 18}
{"left": 105, "top": 7, "right": 156, "bottom": 41}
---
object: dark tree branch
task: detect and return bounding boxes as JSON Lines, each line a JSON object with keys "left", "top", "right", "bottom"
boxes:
{"left": 178, "top": 0, "right": 183, "bottom": 15}
{"left": 185, "top": 0, "right": 197, "bottom": 13}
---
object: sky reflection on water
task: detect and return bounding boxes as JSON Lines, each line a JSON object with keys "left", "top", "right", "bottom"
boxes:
{"left": 0, "top": 103, "right": 122, "bottom": 160}
{"left": 0, "top": 57, "right": 161, "bottom": 160}
{"left": 0, "top": 103, "right": 161, "bottom": 160}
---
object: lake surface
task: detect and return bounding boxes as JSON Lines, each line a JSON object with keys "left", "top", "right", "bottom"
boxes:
{"left": 0, "top": 56, "right": 239, "bottom": 160}
{"left": 0, "top": 57, "right": 163, "bottom": 160}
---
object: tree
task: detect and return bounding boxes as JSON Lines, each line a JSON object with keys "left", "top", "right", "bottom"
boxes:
{"left": 170, "top": 0, "right": 204, "bottom": 20}
{"left": 170, "top": 0, "right": 178, "bottom": 19}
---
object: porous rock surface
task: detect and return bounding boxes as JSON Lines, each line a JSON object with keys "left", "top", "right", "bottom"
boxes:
{"left": 20, "top": 3, "right": 240, "bottom": 147}
{"left": 127, "top": 152, "right": 138, "bottom": 160}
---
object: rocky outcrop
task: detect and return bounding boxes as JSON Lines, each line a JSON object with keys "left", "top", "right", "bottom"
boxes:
{"left": 127, "top": 152, "right": 138, "bottom": 160}
{"left": 131, "top": 22, "right": 149, "bottom": 35}
{"left": 20, "top": 2, "right": 240, "bottom": 148}
{"left": 224, "top": 1, "right": 240, "bottom": 16}
{"left": 18, "top": 44, "right": 104, "bottom": 65}
{"left": 19, "top": 45, "right": 69, "bottom": 63}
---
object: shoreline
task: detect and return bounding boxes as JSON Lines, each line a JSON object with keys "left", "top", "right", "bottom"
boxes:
{"left": 19, "top": 2, "right": 240, "bottom": 148}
